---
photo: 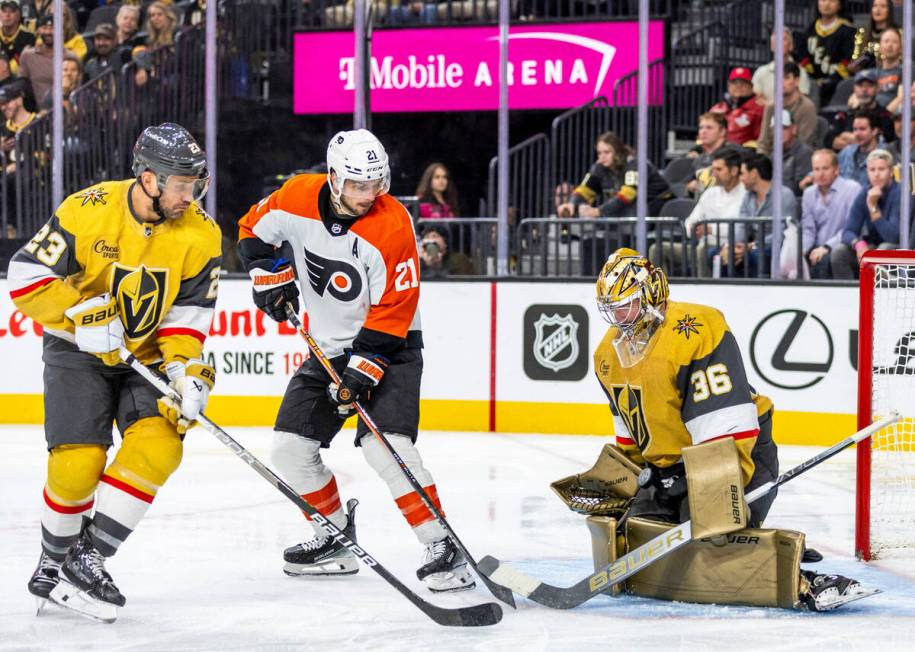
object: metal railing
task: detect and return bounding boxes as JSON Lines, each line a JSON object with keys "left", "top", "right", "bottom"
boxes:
{"left": 12, "top": 113, "right": 53, "bottom": 237}
{"left": 609, "top": 59, "right": 667, "bottom": 165}
{"left": 487, "top": 133, "right": 550, "bottom": 219}
{"left": 550, "top": 97, "right": 611, "bottom": 196}
{"left": 515, "top": 217, "right": 689, "bottom": 277}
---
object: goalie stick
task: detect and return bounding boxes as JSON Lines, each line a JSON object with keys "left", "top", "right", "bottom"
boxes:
{"left": 479, "top": 412, "right": 901, "bottom": 609}
{"left": 284, "top": 305, "right": 516, "bottom": 609}
{"left": 120, "top": 349, "right": 502, "bottom": 628}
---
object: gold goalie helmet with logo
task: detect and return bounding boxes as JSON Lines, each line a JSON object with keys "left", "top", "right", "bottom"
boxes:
{"left": 595, "top": 247, "right": 669, "bottom": 367}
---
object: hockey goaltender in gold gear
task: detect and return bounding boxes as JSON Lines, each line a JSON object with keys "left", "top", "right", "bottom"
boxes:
{"left": 554, "top": 248, "right": 873, "bottom": 611}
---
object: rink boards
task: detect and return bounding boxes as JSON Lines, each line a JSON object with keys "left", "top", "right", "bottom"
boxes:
{"left": 0, "top": 279, "right": 865, "bottom": 446}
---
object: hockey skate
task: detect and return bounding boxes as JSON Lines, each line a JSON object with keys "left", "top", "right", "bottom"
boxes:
{"left": 27, "top": 551, "right": 61, "bottom": 614}
{"left": 800, "top": 570, "right": 881, "bottom": 611}
{"left": 417, "top": 537, "right": 475, "bottom": 594}
{"left": 284, "top": 499, "right": 359, "bottom": 577}
{"left": 49, "top": 529, "right": 126, "bottom": 623}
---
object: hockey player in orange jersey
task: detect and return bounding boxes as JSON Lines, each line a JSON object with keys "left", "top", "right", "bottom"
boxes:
{"left": 237, "top": 129, "right": 473, "bottom": 593}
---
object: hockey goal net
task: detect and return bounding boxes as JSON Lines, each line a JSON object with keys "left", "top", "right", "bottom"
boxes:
{"left": 856, "top": 250, "right": 915, "bottom": 560}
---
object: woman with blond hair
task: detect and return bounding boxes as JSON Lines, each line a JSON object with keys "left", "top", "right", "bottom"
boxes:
{"left": 134, "top": 1, "right": 179, "bottom": 86}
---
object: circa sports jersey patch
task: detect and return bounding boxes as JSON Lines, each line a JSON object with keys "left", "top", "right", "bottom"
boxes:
{"left": 673, "top": 314, "right": 702, "bottom": 339}
{"left": 77, "top": 186, "right": 108, "bottom": 207}
{"left": 110, "top": 264, "right": 168, "bottom": 340}
{"left": 302, "top": 244, "right": 362, "bottom": 302}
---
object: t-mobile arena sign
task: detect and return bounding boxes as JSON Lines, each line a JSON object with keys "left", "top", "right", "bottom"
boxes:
{"left": 293, "top": 21, "right": 665, "bottom": 114}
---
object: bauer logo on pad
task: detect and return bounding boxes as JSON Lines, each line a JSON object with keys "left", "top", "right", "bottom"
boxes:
{"left": 523, "top": 304, "right": 588, "bottom": 381}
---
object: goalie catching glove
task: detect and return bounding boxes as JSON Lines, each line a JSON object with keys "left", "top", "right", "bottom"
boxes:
{"left": 327, "top": 353, "right": 389, "bottom": 418}
{"left": 157, "top": 359, "right": 216, "bottom": 434}
{"left": 64, "top": 294, "right": 125, "bottom": 367}
{"left": 249, "top": 258, "right": 299, "bottom": 322}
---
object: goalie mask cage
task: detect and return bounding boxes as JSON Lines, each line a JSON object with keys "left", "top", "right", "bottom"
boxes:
{"left": 856, "top": 250, "right": 915, "bottom": 561}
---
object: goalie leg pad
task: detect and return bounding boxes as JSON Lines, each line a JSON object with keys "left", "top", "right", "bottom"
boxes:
{"left": 361, "top": 433, "right": 446, "bottom": 543}
{"left": 585, "top": 516, "right": 622, "bottom": 596}
{"left": 43, "top": 445, "right": 107, "bottom": 560}
{"left": 271, "top": 431, "right": 346, "bottom": 531}
{"left": 622, "top": 516, "right": 804, "bottom": 609}
{"left": 682, "top": 437, "right": 748, "bottom": 540}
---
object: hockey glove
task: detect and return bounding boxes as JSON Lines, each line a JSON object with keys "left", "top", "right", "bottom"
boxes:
{"left": 327, "top": 353, "right": 389, "bottom": 418}
{"left": 638, "top": 462, "right": 688, "bottom": 509}
{"left": 157, "top": 359, "right": 216, "bottom": 434}
{"left": 64, "top": 294, "right": 125, "bottom": 367}
{"left": 249, "top": 259, "right": 299, "bottom": 322}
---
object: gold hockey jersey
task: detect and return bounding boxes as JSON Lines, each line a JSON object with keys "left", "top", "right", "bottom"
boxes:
{"left": 8, "top": 179, "right": 222, "bottom": 367}
{"left": 593, "top": 300, "right": 773, "bottom": 483}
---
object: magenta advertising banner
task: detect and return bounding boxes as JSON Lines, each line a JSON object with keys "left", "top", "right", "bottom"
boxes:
{"left": 293, "top": 21, "right": 665, "bottom": 114}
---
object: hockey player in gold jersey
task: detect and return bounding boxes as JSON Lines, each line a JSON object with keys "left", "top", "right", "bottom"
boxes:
{"left": 8, "top": 123, "right": 221, "bottom": 621}
{"left": 561, "top": 248, "right": 875, "bottom": 611}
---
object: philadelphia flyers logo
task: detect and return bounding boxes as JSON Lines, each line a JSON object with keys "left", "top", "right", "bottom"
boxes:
{"left": 303, "top": 245, "right": 362, "bottom": 301}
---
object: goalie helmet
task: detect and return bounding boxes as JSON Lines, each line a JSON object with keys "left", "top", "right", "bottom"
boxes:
{"left": 595, "top": 248, "right": 668, "bottom": 339}
{"left": 132, "top": 123, "right": 209, "bottom": 200}
{"left": 326, "top": 129, "right": 391, "bottom": 206}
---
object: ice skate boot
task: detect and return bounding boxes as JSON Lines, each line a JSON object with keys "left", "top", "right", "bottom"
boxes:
{"left": 800, "top": 570, "right": 881, "bottom": 611}
{"left": 284, "top": 499, "right": 359, "bottom": 576}
{"left": 417, "top": 537, "right": 475, "bottom": 593}
{"left": 49, "top": 529, "right": 125, "bottom": 623}
{"left": 27, "top": 551, "right": 61, "bottom": 614}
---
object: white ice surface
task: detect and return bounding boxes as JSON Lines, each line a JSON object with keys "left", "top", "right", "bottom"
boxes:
{"left": 2, "top": 426, "right": 914, "bottom": 651}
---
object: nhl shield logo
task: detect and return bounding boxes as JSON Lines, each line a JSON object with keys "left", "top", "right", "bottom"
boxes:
{"left": 523, "top": 304, "right": 589, "bottom": 381}
{"left": 533, "top": 314, "right": 579, "bottom": 372}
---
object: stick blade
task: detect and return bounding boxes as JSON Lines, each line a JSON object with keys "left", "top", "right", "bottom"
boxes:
{"left": 428, "top": 601, "right": 503, "bottom": 627}
{"left": 477, "top": 572, "right": 517, "bottom": 608}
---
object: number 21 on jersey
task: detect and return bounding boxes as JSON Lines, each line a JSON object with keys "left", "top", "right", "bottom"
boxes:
{"left": 394, "top": 258, "right": 418, "bottom": 291}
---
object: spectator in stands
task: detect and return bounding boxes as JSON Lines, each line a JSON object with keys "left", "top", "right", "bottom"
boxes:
{"left": 38, "top": 52, "right": 80, "bottom": 114}
{"left": 416, "top": 162, "right": 459, "bottom": 218}
{"left": 795, "top": 0, "right": 856, "bottom": 106}
{"left": 758, "top": 62, "right": 818, "bottom": 154}
{"left": 54, "top": 4, "right": 86, "bottom": 62}
{"left": 682, "top": 146, "right": 747, "bottom": 277}
{"left": 874, "top": 27, "right": 903, "bottom": 108}
{"left": 801, "top": 149, "right": 862, "bottom": 278}
{"left": 83, "top": 23, "right": 129, "bottom": 81}
{"left": 838, "top": 110, "right": 886, "bottom": 187}
{"left": 709, "top": 67, "right": 764, "bottom": 148}
{"left": 831, "top": 149, "right": 905, "bottom": 278}
{"left": 134, "top": 2, "right": 178, "bottom": 86}
{"left": 23, "top": 0, "right": 52, "bottom": 29}
{"left": 418, "top": 227, "right": 475, "bottom": 278}
{"left": 0, "top": 53, "right": 13, "bottom": 89}
{"left": 849, "top": 0, "right": 897, "bottom": 73}
{"left": 682, "top": 112, "right": 729, "bottom": 196}
{"left": 753, "top": 28, "right": 811, "bottom": 104}
{"left": 770, "top": 110, "right": 814, "bottom": 195}
{"left": 557, "top": 131, "right": 673, "bottom": 219}
{"left": 716, "top": 154, "right": 797, "bottom": 277}
{"left": 887, "top": 79, "right": 915, "bottom": 115}
{"left": 19, "top": 15, "right": 75, "bottom": 107}
{"left": 0, "top": 80, "right": 36, "bottom": 175}
{"left": 0, "top": 0, "right": 35, "bottom": 75}
{"left": 387, "top": 1, "right": 437, "bottom": 25}
{"left": 553, "top": 181, "right": 573, "bottom": 215}
{"left": 115, "top": 4, "right": 144, "bottom": 53}
{"left": 888, "top": 111, "right": 915, "bottom": 163}
{"left": 823, "top": 69, "right": 895, "bottom": 150}
{"left": 183, "top": 0, "right": 206, "bottom": 27}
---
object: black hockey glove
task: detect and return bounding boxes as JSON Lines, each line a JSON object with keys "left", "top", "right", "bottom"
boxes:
{"left": 327, "top": 352, "right": 389, "bottom": 418}
{"left": 638, "top": 462, "right": 688, "bottom": 509}
{"left": 248, "top": 258, "right": 299, "bottom": 322}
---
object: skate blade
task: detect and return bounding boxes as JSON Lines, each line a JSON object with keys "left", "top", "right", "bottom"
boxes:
{"left": 283, "top": 559, "right": 359, "bottom": 577}
{"left": 35, "top": 596, "right": 48, "bottom": 616}
{"left": 49, "top": 579, "right": 118, "bottom": 623}
{"left": 815, "top": 586, "right": 882, "bottom": 611}
{"left": 427, "top": 580, "right": 477, "bottom": 594}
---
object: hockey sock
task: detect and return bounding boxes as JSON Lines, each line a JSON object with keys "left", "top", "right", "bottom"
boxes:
{"left": 271, "top": 431, "right": 346, "bottom": 532}
{"left": 42, "top": 445, "right": 107, "bottom": 561}
{"left": 90, "top": 418, "right": 183, "bottom": 556}
{"left": 361, "top": 433, "right": 447, "bottom": 544}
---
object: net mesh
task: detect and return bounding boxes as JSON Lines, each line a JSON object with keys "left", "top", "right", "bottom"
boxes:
{"left": 869, "top": 263, "right": 915, "bottom": 559}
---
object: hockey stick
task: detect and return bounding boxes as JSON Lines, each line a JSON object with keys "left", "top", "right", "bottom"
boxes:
{"left": 284, "top": 305, "right": 516, "bottom": 609}
{"left": 119, "top": 349, "right": 502, "bottom": 627}
{"left": 478, "top": 412, "right": 901, "bottom": 609}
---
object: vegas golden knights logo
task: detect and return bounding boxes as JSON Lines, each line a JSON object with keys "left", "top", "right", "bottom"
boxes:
{"left": 111, "top": 264, "right": 168, "bottom": 340}
{"left": 609, "top": 384, "right": 651, "bottom": 451}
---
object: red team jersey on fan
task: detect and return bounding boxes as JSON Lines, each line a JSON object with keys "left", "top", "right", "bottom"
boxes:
{"left": 238, "top": 174, "right": 421, "bottom": 356}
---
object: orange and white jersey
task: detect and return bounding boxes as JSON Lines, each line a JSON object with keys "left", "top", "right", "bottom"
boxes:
{"left": 238, "top": 174, "right": 421, "bottom": 357}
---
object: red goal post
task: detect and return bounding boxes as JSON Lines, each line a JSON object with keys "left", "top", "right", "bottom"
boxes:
{"left": 856, "top": 250, "right": 915, "bottom": 561}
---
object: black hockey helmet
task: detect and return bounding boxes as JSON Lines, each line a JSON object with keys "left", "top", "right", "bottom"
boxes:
{"left": 132, "top": 123, "right": 208, "bottom": 196}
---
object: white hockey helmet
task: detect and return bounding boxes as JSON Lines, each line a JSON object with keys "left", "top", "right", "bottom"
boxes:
{"left": 326, "top": 129, "right": 391, "bottom": 204}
